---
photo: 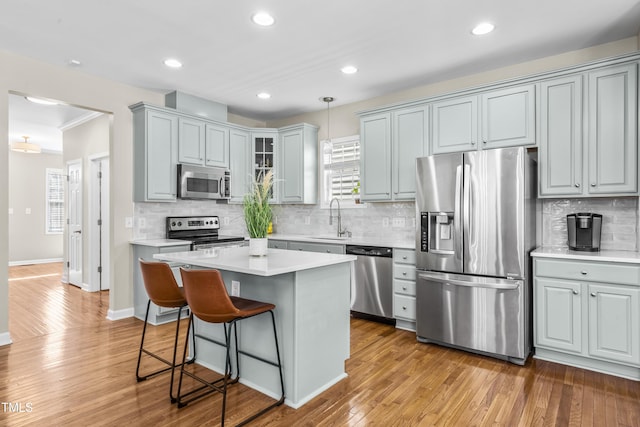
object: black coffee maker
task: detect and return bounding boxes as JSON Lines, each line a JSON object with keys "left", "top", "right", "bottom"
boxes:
{"left": 567, "top": 213, "right": 602, "bottom": 251}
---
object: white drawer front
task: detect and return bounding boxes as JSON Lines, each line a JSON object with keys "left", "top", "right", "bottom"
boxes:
{"left": 394, "top": 264, "right": 416, "bottom": 281}
{"left": 393, "top": 279, "right": 416, "bottom": 296}
{"left": 394, "top": 294, "right": 416, "bottom": 321}
{"left": 535, "top": 258, "right": 640, "bottom": 286}
{"left": 393, "top": 249, "right": 416, "bottom": 265}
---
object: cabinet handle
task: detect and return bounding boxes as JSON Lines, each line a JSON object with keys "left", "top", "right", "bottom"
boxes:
{"left": 573, "top": 290, "right": 579, "bottom": 295}
{"left": 591, "top": 183, "right": 596, "bottom": 187}
{"left": 590, "top": 292, "right": 597, "bottom": 297}
{"left": 402, "top": 306, "right": 407, "bottom": 310}
{"left": 402, "top": 272, "right": 407, "bottom": 276}
{"left": 402, "top": 286, "right": 407, "bottom": 291}
{"left": 575, "top": 183, "right": 580, "bottom": 188}
{"left": 402, "top": 256, "right": 407, "bottom": 260}
{"left": 482, "top": 140, "right": 487, "bottom": 144}
{"left": 581, "top": 271, "right": 587, "bottom": 275}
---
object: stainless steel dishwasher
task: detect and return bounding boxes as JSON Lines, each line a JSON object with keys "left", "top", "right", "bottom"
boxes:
{"left": 346, "top": 245, "right": 394, "bottom": 323}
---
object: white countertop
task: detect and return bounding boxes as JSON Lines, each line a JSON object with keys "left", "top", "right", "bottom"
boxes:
{"left": 532, "top": 247, "right": 640, "bottom": 264}
{"left": 130, "top": 238, "right": 192, "bottom": 248}
{"left": 153, "top": 246, "right": 356, "bottom": 276}
{"left": 268, "top": 233, "right": 415, "bottom": 250}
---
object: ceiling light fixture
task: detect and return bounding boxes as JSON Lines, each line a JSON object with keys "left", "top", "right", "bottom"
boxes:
{"left": 25, "top": 96, "right": 58, "bottom": 106}
{"left": 341, "top": 65, "right": 358, "bottom": 75}
{"left": 10, "top": 136, "right": 41, "bottom": 154}
{"left": 322, "top": 96, "right": 335, "bottom": 143}
{"left": 257, "top": 92, "right": 271, "bottom": 99}
{"left": 163, "top": 58, "right": 183, "bottom": 68}
{"left": 472, "top": 22, "right": 495, "bottom": 35}
{"left": 252, "top": 12, "right": 275, "bottom": 26}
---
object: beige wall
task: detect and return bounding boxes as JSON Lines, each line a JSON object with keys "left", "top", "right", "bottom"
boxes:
{"left": 0, "top": 49, "right": 165, "bottom": 336}
{"left": 63, "top": 114, "right": 110, "bottom": 287}
{"left": 8, "top": 150, "right": 64, "bottom": 263}
{"left": 266, "top": 37, "right": 639, "bottom": 134}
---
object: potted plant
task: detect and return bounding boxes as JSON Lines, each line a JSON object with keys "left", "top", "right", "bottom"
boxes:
{"left": 244, "top": 169, "right": 273, "bottom": 256}
{"left": 351, "top": 181, "right": 361, "bottom": 204}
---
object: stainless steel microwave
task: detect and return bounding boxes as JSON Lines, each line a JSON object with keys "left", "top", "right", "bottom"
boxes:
{"left": 177, "top": 164, "right": 230, "bottom": 200}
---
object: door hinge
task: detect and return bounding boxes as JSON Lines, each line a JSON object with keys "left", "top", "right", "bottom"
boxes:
{"left": 97, "top": 219, "right": 102, "bottom": 226}
{"left": 66, "top": 261, "right": 70, "bottom": 267}
{"left": 67, "top": 218, "right": 70, "bottom": 225}
{"left": 98, "top": 171, "right": 102, "bottom": 179}
{"left": 97, "top": 266, "right": 102, "bottom": 273}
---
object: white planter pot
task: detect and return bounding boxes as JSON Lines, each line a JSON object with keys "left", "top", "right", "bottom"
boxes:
{"left": 249, "top": 237, "right": 268, "bottom": 256}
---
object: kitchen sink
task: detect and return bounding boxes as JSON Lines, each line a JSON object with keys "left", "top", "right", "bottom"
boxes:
{"left": 309, "top": 235, "right": 351, "bottom": 241}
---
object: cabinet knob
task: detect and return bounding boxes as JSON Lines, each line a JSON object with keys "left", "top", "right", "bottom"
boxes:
{"left": 402, "top": 286, "right": 407, "bottom": 291}
{"left": 573, "top": 290, "right": 579, "bottom": 295}
{"left": 483, "top": 140, "right": 487, "bottom": 144}
{"left": 402, "top": 256, "right": 407, "bottom": 260}
{"left": 591, "top": 183, "right": 596, "bottom": 187}
{"left": 402, "top": 272, "right": 407, "bottom": 276}
{"left": 575, "top": 183, "right": 580, "bottom": 188}
{"left": 471, "top": 141, "right": 476, "bottom": 145}
{"left": 402, "top": 306, "right": 407, "bottom": 310}
{"left": 581, "top": 271, "right": 587, "bottom": 275}
{"left": 326, "top": 250, "right": 330, "bottom": 253}
{"left": 590, "top": 292, "right": 597, "bottom": 297}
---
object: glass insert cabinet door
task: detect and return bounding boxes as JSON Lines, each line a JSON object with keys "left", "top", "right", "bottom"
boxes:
{"left": 253, "top": 134, "right": 275, "bottom": 199}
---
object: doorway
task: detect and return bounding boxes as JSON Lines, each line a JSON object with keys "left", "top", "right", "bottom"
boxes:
{"left": 67, "top": 159, "right": 82, "bottom": 287}
{"left": 89, "top": 154, "right": 110, "bottom": 291}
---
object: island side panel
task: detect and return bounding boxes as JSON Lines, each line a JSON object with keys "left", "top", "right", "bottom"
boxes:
{"left": 293, "top": 262, "right": 351, "bottom": 406}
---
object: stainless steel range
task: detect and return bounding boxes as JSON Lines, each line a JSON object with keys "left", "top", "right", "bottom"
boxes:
{"left": 166, "top": 216, "right": 245, "bottom": 249}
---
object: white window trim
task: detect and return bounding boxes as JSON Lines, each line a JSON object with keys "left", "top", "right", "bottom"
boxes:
{"left": 45, "top": 168, "right": 64, "bottom": 235}
{"left": 319, "top": 135, "right": 366, "bottom": 210}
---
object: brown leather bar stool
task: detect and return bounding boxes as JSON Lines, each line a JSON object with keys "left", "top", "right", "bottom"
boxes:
{"left": 177, "top": 268, "right": 285, "bottom": 426}
{"left": 136, "top": 259, "right": 195, "bottom": 403}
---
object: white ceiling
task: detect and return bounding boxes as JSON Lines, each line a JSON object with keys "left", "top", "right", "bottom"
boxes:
{"left": 2, "top": 0, "right": 640, "bottom": 140}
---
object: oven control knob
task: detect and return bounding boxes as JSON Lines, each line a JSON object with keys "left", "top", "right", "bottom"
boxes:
{"left": 171, "top": 221, "right": 176, "bottom": 227}
{"left": 177, "top": 221, "right": 182, "bottom": 227}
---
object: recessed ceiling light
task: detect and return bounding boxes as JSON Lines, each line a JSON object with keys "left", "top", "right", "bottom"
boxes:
{"left": 472, "top": 22, "right": 495, "bottom": 35}
{"left": 341, "top": 65, "right": 358, "bottom": 75}
{"left": 257, "top": 92, "right": 271, "bottom": 100}
{"left": 252, "top": 12, "right": 275, "bottom": 26}
{"left": 163, "top": 58, "right": 183, "bottom": 68}
{"left": 25, "top": 96, "right": 58, "bottom": 106}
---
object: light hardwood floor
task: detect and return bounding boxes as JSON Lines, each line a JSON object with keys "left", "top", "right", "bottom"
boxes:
{"left": 2, "top": 262, "right": 639, "bottom": 426}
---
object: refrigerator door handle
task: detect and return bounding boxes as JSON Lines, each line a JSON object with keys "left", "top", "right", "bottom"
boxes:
{"left": 454, "top": 165, "right": 462, "bottom": 259}
{"left": 418, "top": 272, "right": 520, "bottom": 290}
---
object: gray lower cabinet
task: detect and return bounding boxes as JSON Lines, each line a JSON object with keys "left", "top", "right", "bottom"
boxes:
{"left": 268, "top": 239, "right": 288, "bottom": 250}
{"left": 392, "top": 248, "right": 416, "bottom": 331}
{"left": 288, "top": 241, "right": 345, "bottom": 254}
{"left": 539, "top": 63, "right": 638, "bottom": 197}
{"left": 534, "top": 257, "right": 640, "bottom": 379}
{"left": 132, "top": 243, "right": 191, "bottom": 325}
{"left": 131, "top": 104, "right": 178, "bottom": 202}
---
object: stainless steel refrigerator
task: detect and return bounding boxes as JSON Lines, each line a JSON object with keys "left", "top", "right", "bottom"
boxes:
{"left": 415, "top": 147, "right": 536, "bottom": 365}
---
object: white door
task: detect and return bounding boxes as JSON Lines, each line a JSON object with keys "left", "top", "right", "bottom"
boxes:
{"left": 89, "top": 155, "right": 109, "bottom": 291}
{"left": 67, "top": 160, "right": 82, "bottom": 287}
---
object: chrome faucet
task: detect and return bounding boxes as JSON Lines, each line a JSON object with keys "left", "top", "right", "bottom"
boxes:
{"left": 329, "top": 198, "right": 351, "bottom": 237}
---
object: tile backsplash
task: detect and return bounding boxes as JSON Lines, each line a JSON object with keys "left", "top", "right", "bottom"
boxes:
{"left": 134, "top": 197, "right": 639, "bottom": 252}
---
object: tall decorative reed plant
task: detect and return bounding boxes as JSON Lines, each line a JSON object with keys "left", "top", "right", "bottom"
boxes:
{"left": 243, "top": 170, "right": 273, "bottom": 238}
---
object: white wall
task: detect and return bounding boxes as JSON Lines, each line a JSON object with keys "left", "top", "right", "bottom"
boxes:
{"left": 8, "top": 150, "right": 64, "bottom": 263}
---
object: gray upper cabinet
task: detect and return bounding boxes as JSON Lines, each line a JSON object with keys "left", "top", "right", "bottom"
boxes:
{"left": 252, "top": 131, "right": 278, "bottom": 203}
{"left": 177, "top": 117, "right": 205, "bottom": 165}
{"left": 229, "top": 127, "right": 251, "bottom": 203}
{"left": 205, "top": 123, "right": 230, "bottom": 168}
{"left": 539, "top": 75, "right": 584, "bottom": 197}
{"left": 278, "top": 124, "right": 318, "bottom": 204}
{"left": 431, "top": 95, "right": 477, "bottom": 154}
{"left": 360, "top": 106, "right": 428, "bottom": 201}
{"left": 432, "top": 84, "right": 535, "bottom": 154}
{"left": 360, "top": 113, "right": 392, "bottom": 201}
{"left": 131, "top": 103, "right": 178, "bottom": 202}
{"left": 539, "top": 63, "right": 638, "bottom": 197}
{"left": 392, "top": 105, "right": 429, "bottom": 199}
{"left": 587, "top": 63, "right": 638, "bottom": 195}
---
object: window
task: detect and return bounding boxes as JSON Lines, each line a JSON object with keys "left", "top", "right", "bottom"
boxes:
{"left": 321, "top": 135, "right": 361, "bottom": 207}
{"left": 46, "top": 168, "right": 64, "bottom": 234}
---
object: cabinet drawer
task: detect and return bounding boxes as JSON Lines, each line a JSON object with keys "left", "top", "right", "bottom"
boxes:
{"left": 393, "top": 279, "right": 416, "bottom": 296}
{"left": 535, "top": 258, "right": 640, "bottom": 286}
{"left": 394, "top": 294, "right": 416, "bottom": 321}
{"left": 268, "top": 240, "right": 288, "bottom": 250}
{"left": 393, "top": 249, "right": 416, "bottom": 265}
{"left": 394, "top": 264, "right": 416, "bottom": 281}
{"left": 288, "top": 241, "right": 345, "bottom": 254}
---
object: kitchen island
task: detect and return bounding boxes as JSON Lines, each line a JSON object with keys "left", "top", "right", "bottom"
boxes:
{"left": 154, "top": 246, "right": 356, "bottom": 408}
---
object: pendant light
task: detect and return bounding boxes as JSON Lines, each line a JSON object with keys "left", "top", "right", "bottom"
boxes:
{"left": 10, "top": 136, "right": 42, "bottom": 154}
{"left": 322, "top": 96, "right": 334, "bottom": 142}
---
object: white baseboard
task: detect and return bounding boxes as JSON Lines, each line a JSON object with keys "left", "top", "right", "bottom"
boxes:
{"left": 9, "top": 257, "right": 64, "bottom": 267}
{"left": 107, "top": 307, "right": 134, "bottom": 321}
{"left": 0, "top": 332, "right": 13, "bottom": 347}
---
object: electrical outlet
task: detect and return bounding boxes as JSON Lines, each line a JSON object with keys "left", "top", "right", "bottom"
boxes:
{"left": 392, "top": 217, "right": 405, "bottom": 227}
{"left": 223, "top": 216, "right": 230, "bottom": 226}
{"left": 231, "top": 280, "right": 240, "bottom": 296}
{"left": 304, "top": 216, "right": 311, "bottom": 225}
{"left": 382, "top": 217, "right": 389, "bottom": 228}
{"left": 273, "top": 216, "right": 278, "bottom": 225}
{"left": 125, "top": 217, "right": 133, "bottom": 228}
